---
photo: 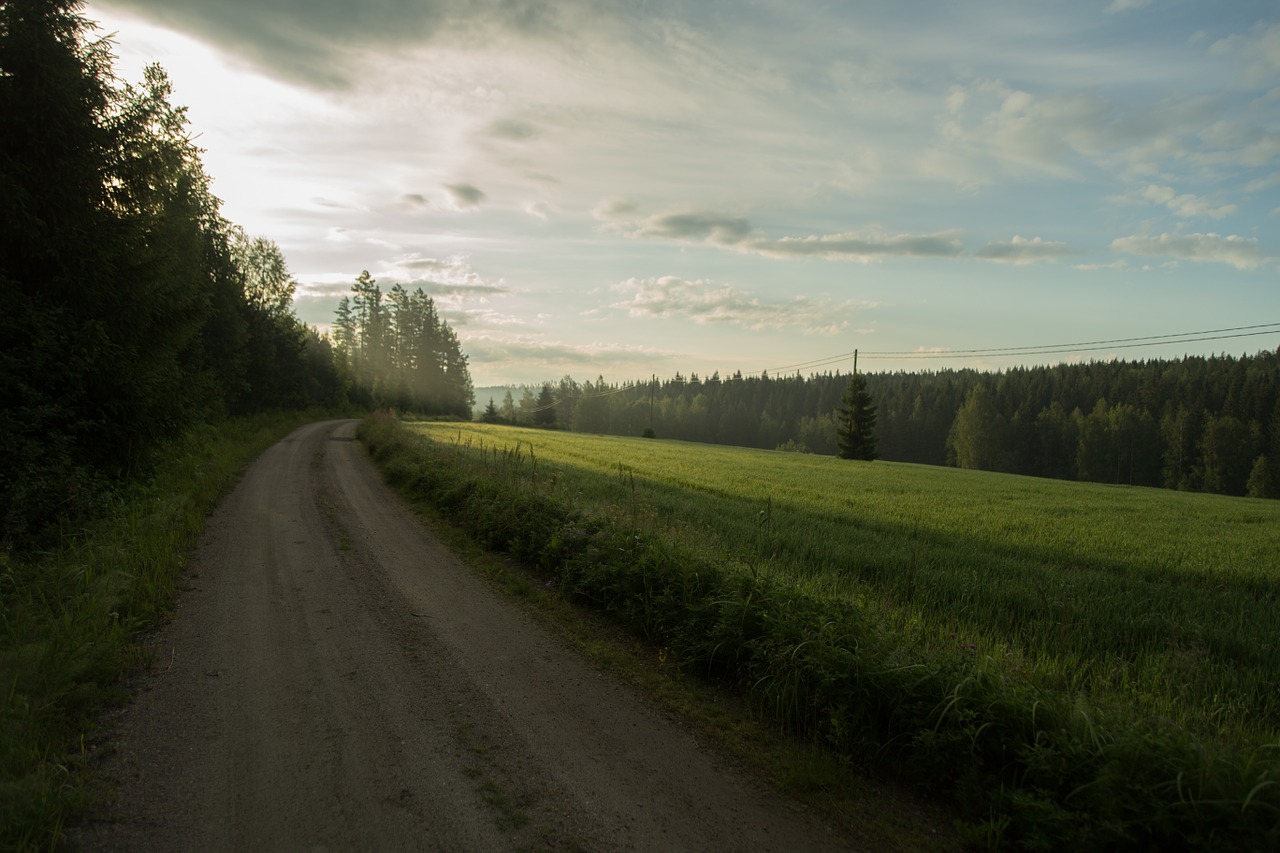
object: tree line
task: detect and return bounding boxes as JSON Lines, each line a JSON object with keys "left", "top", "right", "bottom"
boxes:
{"left": 0, "top": 1, "right": 473, "bottom": 548}
{"left": 332, "top": 272, "right": 474, "bottom": 418}
{"left": 483, "top": 348, "right": 1280, "bottom": 498}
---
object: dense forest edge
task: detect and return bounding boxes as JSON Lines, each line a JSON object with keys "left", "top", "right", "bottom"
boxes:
{"left": 0, "top": 3, "right": 470, "bottom": 847}
{"left": 476, "top": 346, "right": 1280, "bottom": 499}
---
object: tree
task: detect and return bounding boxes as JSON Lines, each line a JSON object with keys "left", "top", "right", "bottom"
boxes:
{"left": 836, "top": 373, "right": 878, "bottom": 460}
{"left": 480, "top": 397, "right": 500, "bottom": 423}
{"left": 947, "top": 385, "right": 1004, "bottom": 470}
{"left": 1200, "top": 414, "right": 1258, "bottom": 496}
{"left": 535, "top": 383, "right": 557, "bottom": 427}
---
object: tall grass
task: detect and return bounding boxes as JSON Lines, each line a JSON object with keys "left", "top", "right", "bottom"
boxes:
{"left": 365, "top": 415, "right": 1280, "bottom": 850}
{"left": 0, "top": 412, "right": 330, "bottom": 851}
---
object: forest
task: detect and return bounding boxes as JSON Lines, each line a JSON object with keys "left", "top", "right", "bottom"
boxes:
{"left": 332, "top": 272, "right": 474, "bottom": 418}
{"left": 484, "top": 348, "right": 1280, "bottom": 498}
{"left": 0, "top": 0, "right": 471, "bottom": 549}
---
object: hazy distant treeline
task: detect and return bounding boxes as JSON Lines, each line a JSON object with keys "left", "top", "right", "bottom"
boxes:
{"left": 0, "top": 2, "right": 352, "bottom": 546}
{"left": 488, "top": 349, "right": 1280, "bottom": 498}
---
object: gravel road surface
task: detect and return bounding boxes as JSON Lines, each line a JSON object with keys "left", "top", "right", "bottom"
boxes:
{"left": 73, "top": 419, "right": 855, "bottom": 851}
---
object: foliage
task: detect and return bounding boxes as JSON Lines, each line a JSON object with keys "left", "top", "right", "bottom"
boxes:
{"left": 0, "top": 1, "right": 348, "bottom": 548}
{"left": 0, "top": 412, "right": 319, "bottom": 851}
{"left": 365, "top": 416, "right": 1280, "bottom": 851}
{"left": 331, "top": 271, "right": 473, "bottom": 416}
{"left": 835, "top": 372, "right": 878, "bottom": 460}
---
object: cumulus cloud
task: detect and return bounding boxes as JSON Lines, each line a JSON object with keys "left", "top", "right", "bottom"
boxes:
{"left": 974, "top": 236, "right": 1071, "bottom": 264}
{"left": 612, "top": 276, "right": 854, "bottom": 333}
{"left": 1111, "top": 232, "right": 1273, "bottom": 270}
{"left": 444, "top": 183, "right": 487, "bottom": 209}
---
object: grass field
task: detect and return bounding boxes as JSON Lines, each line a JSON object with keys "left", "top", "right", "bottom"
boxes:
{"left": 367, "top": 416, "right": 1280, "bottom": 849}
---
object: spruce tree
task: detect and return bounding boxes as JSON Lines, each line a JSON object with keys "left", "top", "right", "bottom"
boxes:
{"left": 836, "top": 373, "right": 878, "bottom": 460}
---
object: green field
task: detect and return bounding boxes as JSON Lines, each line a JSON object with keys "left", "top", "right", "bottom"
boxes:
{"left": 368, "top": 417, "right": 1280, "bottom": 849}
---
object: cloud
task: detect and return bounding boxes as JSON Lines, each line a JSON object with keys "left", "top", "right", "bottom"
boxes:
{"left": 1244, "top": 172, "right": 1280, "bottom": 194}
{"left": 1210, "top": 21, "right": 1280, "bottom": 87}
{"left": 462, "top": 334, "right": 661, "bottom": 368}
{"left": 619, "top": 207, "right": 966, "bottom": 262}
{"left": 1105, "top": 0, "right": 1153, "bottom": 13}
{"left": 444, "top": 183, "right": 487, "bottom": 209}
{"left": 489, "top": 119, "right": 537, "bottom": 141}
{"left": 750, "top": 231, "right": 966, "bottom": 262}
{"left": 632, "top": 211, "right": 754, "bottom": 244}
{"left": 1126, "top": 184, "right": 1237, "bottom": 219}
{"left": 593, "top": 197, "right": 638, "bottom": 219}
{"left": 974, "top": 236, "right": 1072, "bottom": 264}
{"left": 612, "top": 276, "right": 855, "bottom": 333}
{"left": 1111, "top": 232, "right": 1273, "bottom": 270}
{"left": 379, "top": 253, "right": 509, "bottom": 298}
{"left": 93, "top": 0, "right": 592, "bottom": 88}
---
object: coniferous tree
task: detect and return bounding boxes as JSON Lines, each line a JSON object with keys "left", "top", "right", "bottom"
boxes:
{"left": 836, "top": 373, "right": 878, "bottom": 460}
{"left": 535, "top": 383, "right": 557, "bottom": 427}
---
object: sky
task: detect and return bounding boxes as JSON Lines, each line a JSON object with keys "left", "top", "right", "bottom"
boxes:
{"left": 85, "top": 0, "right": 1280, "bottom": 387}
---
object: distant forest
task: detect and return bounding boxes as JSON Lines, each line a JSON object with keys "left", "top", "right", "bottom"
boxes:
{"left": 482, "top": 348, "right": 1280, "bottom": 498}
{"left": 0, "top": 2, "right": 470, "bottom": 547}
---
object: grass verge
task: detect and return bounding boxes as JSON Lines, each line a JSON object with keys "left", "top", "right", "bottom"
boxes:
{"left": 360, "top": 412, "right": 1280, "bottom": 852}
{"left": 0, "top": 411, "right": 343, "bottom": 851}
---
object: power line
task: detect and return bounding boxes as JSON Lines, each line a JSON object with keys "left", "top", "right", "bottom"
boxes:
{"left": 763, "top": 322, "right": 1280, "bottom": 374}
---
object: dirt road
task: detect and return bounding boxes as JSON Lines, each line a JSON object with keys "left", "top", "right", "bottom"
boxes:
{"left": 74, "top": 420, "right": 854, "bottom": 851}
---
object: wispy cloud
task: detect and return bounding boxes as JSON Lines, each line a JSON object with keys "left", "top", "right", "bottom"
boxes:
{"left": 444, "top": 183, "right": 487, "bottom": 210}
{"left": 1116, "top": 184, "right": 1238, "bottom": 219}
{"left": 1105, "top": 0, "right": 1153, "bottom": 14}
{"left": 461, "top": 334, "right": 663, "bottom": 369}
{"left": 378, "top": 253, "right": 508, "bottom": 298}
{"left": 1111, "top": 232, "right": 1274, "bottom": 270}
{"left": 611, "top": 276, "right": 856, "bottom": 333}
{"left": 609, "top": 205, "right": 966, "bottom": 262}
{"left": 974, "top": 236, "right": 1073, "bottom": 264}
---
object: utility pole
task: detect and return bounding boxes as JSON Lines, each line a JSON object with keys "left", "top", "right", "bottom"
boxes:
{"left": 853, "top": 348, "right": 858, "bottom": 375}
{"left": 649, "top": 374, "right": 655, "bottom": 431}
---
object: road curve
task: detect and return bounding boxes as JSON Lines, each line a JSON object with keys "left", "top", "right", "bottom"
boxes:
{"left": 74, "top": 420, "right": 854, "bottom": 852}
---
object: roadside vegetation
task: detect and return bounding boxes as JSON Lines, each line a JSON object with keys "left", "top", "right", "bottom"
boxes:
{"left": 363, "top": 414, "right": 1280, "bottom": 851}
{"left": 0, "top": 412, "right": 333, "bottom": 850}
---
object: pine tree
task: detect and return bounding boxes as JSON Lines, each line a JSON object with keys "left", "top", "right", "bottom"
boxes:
{"left": 836, "top": 373, "right": 878, "bottom": 460}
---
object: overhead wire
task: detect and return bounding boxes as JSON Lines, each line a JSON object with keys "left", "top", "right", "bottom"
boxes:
{"left": 762, "top": 322, "right": 1280, "bottom": 374}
